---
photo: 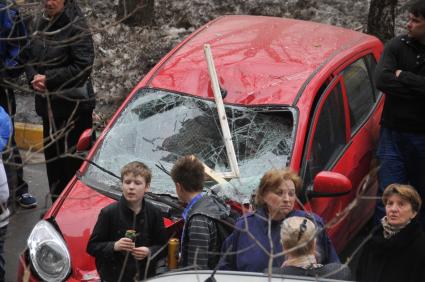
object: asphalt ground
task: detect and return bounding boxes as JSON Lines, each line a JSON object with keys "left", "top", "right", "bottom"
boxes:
{"left": 4, "top": 151, "right": 50, "bottom": 282}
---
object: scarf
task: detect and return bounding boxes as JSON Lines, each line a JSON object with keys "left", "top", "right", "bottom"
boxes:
{"left": 282, "top": 254, "right": 322, "bottom": 269}
{"left": 381, "top": 216, "right": 410, "bottom": 239}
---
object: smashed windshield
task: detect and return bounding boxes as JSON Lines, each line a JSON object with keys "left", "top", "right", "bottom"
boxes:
{"left": 83, "top": 88, "right": 295, "bottom": 203}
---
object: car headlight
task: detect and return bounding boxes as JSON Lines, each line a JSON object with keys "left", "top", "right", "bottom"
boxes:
{"left": 27, "top": 220, "right": 71, "bottom": 281}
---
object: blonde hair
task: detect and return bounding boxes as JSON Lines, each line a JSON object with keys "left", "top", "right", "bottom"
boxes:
{"left": 382, "top": 184, "right": 422, "bottom": 213}
{"left": 281, "top": 216, "right": 316, "bottom": 257}
{"left": 255, "top": 168, "right": 302, "bottom": 207}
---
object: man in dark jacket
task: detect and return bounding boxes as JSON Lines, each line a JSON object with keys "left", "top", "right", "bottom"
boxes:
{"left": 171, "top": 155, "right": 230, "bottom": 270}
{"left": 374, "top": 0, "right": 425, "bottom": 227}
{"left": 87, "top": 162, "right": 167, "bottom": 282}
{"left": 0, "top": 0, "right": 37, "bottom": 208}
{"left": 25, "top": 0, "right": 95, "bottom": 202}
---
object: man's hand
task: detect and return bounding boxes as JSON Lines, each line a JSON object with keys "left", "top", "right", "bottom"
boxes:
{"left": 31, "top": 74, "right": 46, "bottom": 92}
{"left": 132, "top": 246, "right": 150, "bottom": 260}
{"left": 395, "top": 70, "right": 402, "bottom": 78}
{"left": 113, "top": 237, "right": 135, "bottom": 252}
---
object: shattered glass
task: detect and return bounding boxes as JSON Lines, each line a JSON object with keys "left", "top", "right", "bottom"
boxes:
{"left": 83, "top": 88, "right": 295, "bottom": 203}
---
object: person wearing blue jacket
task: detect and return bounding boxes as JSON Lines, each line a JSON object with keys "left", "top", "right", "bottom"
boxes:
{"left": 218, "top": 169, "right": 339, "bottom": 272}
{"left": 0, "top": 0, "right": 37, "bottom": 208}
{"left": 0, "top": 105, "right": 11, "bottom": 281}
{"left": 0, "top": 106, "right": 11, "bottom": 152}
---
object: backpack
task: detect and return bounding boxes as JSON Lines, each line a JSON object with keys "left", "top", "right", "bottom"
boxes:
{"left": 213, "top": 208, "right": 239, "bottom": 246}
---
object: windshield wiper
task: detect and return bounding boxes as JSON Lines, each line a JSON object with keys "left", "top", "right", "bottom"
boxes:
{"left": 155, "top": 161, "right": 171, "bottom": 176}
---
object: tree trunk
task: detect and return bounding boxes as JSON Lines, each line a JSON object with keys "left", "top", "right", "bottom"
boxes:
{"left": 367, "top": 0, "right": 398, "bottom": 43}
{"left": 117, "top": 0, "right": 154, "bottom": 26}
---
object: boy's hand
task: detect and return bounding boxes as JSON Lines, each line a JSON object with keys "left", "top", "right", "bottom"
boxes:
{"left": 114, "top": 237, "right": 135, "bottom": 252}
{"left": 132, "top": 246, "right": 150, "bottom": 260}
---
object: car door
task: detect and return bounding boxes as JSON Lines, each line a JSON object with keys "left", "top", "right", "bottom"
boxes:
{"left": 338, "top": 54, "right": 383, "bottom": 238}
{"left": 300, "top": 52, "right": 383, "bottom": 252}
{"left": 300, "top": 76, "right": 352, "bottom": 251}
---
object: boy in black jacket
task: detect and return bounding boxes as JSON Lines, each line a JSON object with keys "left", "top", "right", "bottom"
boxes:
{"left": 87, "top": 162, "right": 167, "bottom": 282}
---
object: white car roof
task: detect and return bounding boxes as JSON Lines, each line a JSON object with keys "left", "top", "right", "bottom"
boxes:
{"left": 146, "top": 270, "right": 351, "bottom": 282}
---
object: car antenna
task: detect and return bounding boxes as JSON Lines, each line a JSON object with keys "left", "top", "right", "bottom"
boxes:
{"left": 203, "top": 43, "right": 240, "bottom": 179}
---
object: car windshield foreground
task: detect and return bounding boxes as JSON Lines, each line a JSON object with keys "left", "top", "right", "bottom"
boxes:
{"left": 82, "top": 88, "right": 295, "bottom": 203}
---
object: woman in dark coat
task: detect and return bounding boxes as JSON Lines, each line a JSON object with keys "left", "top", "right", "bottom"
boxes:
{"left": 218, "top": 169, "right": 339, "bottom": 272}
{"left": 357, "top": 184, "right": 425, "bottom": 282}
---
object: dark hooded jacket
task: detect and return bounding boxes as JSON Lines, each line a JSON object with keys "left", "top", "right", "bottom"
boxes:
{"left": 25, "top": 0, "right": 95, "bottom": 118}
{"left": 86, "top": 197, "right": 167, "bottom": 282}
{"left": 181, "top": 193, "right": 230, "bottom": 270}
{"left": 356, "top": 218, "right": 425, "bottom": 282}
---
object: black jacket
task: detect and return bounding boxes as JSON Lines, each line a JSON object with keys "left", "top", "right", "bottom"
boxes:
{"left": 375, "top": 35, "right": 425, "bottom": 133}
{"left": 356, "top": 218, "right": 425, "bottom": 282}
{"left": 25, "top": 0, "right": 95, "bottom": 118}
{"left": 86, "top": 197, "right": 167, "bottom": 282}
{"left": 271, "top": 263, "right": 352, "bottom": 281}
{"left": 181, "top": 193, "right": 230, "bottom": 270}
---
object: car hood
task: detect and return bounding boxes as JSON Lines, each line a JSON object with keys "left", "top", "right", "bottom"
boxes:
{"left": 52, "top": 180, "right": 114, "bottom": 280}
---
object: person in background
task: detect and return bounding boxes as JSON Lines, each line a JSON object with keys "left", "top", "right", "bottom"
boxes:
{"left": 218, "top": 169, "right": 338, "bottom": 272}
{"left": 270, "top": 216, "right": 352, "bottom": 280}
{"left": 24, "top": 0, "right": 95, "bottom": 202}
{"left": 0, "top": 106, "right": 12, "bottom": 281}
{"left": 373, "top": 0, "right": 425, "bottom": 227}
{"left": 171, "top": 155, "right": 231, "bottom": 270}
{"left": 87, "top": 161, "right": 167, "bottom": 282}
{"left": 357, "top": 184, "right": 425, "bottom": 282}
{"left": 0, "top": 0, "right": 37, "bottom": 208}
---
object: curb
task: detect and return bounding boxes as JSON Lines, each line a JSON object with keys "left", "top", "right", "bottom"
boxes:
{"left": 14, "top": 122, "right": 43, "bottom": 151}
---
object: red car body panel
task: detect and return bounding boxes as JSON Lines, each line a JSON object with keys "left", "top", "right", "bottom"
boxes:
{"left": 17, "top": 15, "right": 384, "bottom": 281}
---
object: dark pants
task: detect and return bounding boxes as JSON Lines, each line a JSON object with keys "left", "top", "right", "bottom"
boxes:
{"left": 375, "top": 127, "right": 425, "bottom": 228}
{"left": 42, "top": 110, "right": 92, "bottom": 202}
{"left": 0, "top": 88, "right": 28, "bottom": 202}
{"left": 0, "top": 225, "right": 7, "bottom": 282}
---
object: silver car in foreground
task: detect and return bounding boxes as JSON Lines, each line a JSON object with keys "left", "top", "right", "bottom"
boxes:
{"left": 146, "top": 270, "right": 353, "bottom": 282}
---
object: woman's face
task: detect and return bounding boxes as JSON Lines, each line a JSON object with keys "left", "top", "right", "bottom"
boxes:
{"left": 263, "top": 179, "right": 296, "bottom": 220}
{"left": 385, "top": 194, "right": 417, "bottom": 227}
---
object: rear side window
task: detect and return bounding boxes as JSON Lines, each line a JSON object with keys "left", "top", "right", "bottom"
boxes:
{"left": 342, "top": 58, "right": 375, "bottom": 133}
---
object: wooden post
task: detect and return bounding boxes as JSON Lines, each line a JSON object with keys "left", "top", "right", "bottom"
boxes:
{"left": 203, "top": 44, "right": 240, "bottom": 178}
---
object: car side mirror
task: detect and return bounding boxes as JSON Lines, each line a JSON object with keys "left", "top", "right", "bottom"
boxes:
{"left": 76, "top": 128, "right": 95, "bottom": 152}
{"left": 308, "top": 171, "right": 352, "bottom": 198}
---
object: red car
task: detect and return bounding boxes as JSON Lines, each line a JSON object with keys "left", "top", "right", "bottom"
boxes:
{"left": 18, "top": 15, "right": 383, "bottom": 281}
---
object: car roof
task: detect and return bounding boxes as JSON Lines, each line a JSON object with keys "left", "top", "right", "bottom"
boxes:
{"left": 147, "top": 15, "right": 376, "bottom": 106}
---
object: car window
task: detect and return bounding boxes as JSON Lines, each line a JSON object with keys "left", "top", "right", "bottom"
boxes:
{"left": 305, "top": 80, "right": 347, "bottom": 186}
{"left": 82, "top": 88, "right": 295, "bottom": 202}
{"left": 364, "top": 53, "right": 381, "bottom": 100}
{"left": 341, "top": 57, "right": 375, "bottom": 134}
